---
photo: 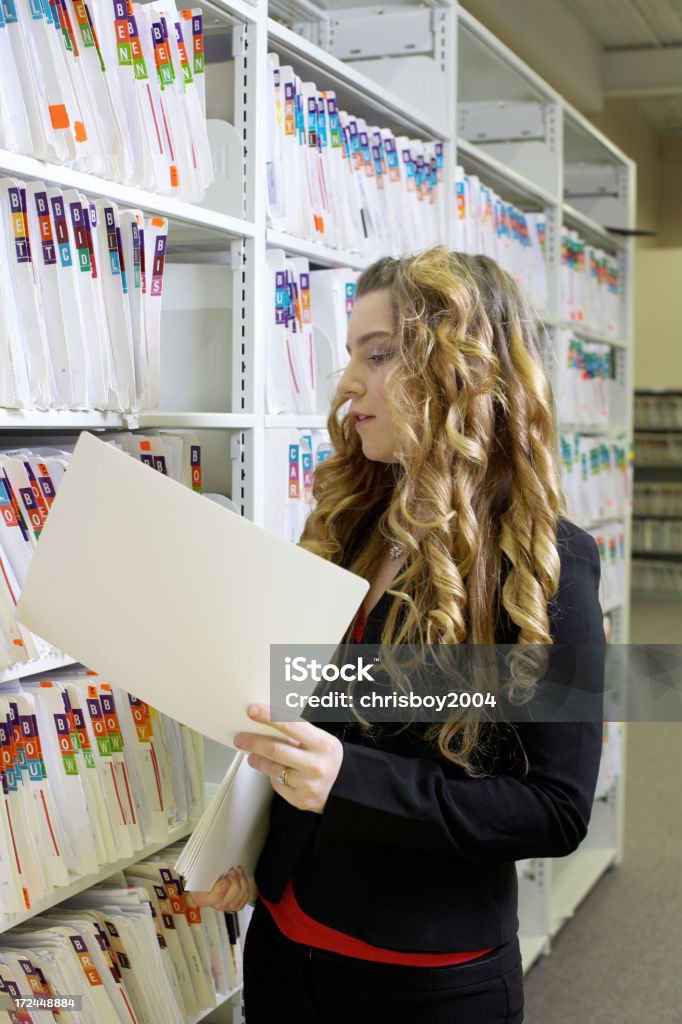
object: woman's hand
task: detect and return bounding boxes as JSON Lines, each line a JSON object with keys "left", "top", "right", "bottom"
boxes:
{"left": 234, "top": 704, "right": 343, "bottom": 814}
{"left": 189, "top": 867, "right": 255, "bottom": 913}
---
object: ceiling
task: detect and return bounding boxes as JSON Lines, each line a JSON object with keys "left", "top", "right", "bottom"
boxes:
{"left": 563, "top": 0, "right": 682, "bottom": 135}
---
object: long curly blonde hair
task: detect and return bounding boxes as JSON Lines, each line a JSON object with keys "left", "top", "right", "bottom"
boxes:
{"left": 300, "top": 247, "right": 565, "bottom": 774}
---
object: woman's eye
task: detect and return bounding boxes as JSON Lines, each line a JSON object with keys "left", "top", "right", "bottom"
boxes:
{"left": 368, "top": 351, "right": 395, "bottom": 366}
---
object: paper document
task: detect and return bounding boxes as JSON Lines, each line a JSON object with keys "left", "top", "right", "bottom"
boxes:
{"left": 175, "top": 752, "right": 272, "bottom": 889}
{"left": 16, "top": 432, "right": 368, "bottom": 746}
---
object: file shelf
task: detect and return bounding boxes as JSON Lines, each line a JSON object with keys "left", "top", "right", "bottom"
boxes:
{"left": 0, "top": 150, "right": 256, "bottom": 241}
{"left": 267, "top": 17, "right": 451, "bottom": 139}
{"left": 0, "top": 821, "right": 196, "bottom": 935}
{"left": 0, "top": 0, "right": 633, "bottom": 996}
{"left": 0, "top": 653, "right": 76, "bottom": 685}
{"left": 266, "top": 229, "right": 369, "bottom": 270}
{"left": 631, "top": 391, "right": 682, "bottom": 600}
{"left": 455, "top": 136, "right": 559, "bottom": 210}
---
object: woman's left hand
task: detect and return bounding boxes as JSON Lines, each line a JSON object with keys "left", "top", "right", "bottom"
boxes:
{"left": 234, "top": 704, "right": 343, "bottom": 814}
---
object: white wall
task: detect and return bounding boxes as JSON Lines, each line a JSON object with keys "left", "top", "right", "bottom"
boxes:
{"left": 635, "top": 249, "right": 682, "bottom": 389}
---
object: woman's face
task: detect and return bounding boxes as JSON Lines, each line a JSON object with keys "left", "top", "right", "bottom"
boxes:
{"left": 336, "top": 288, "right": 401, "bottom": 464}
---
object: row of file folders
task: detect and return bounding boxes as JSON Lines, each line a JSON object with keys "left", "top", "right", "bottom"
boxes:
{"left": 634, "top": 434, "right": 682, "bottom": 466}
{"left": 554, "top": 331, "right": 614, "bottom": 429}
{"left": 0, "top": 671, "right": 204, "bottom": 917}
{"left": 560, "top": 431, "right": 633, "bottom": 523}
{"left": 0, "top": 0, "right": 212, "bottom": 202}
{"left": 1, "top": 432, "right": 201, "bottom": 670}
{"left": 633, "top": 483, "right": 682, "bottom": 518}
{"left": 631, "top": 559, "right": 682, "bottom": 594}
{"left": 0, "top": 179, "right": 168, "bottom": 412}
{"left": 632, "top": 518, "right": 682, "bottom": 554}
{"left": 0, "top": 857, "right": 245, "bottom": 1023}
{"left": 266, "top": 53, "right": 446, "bottom": 257}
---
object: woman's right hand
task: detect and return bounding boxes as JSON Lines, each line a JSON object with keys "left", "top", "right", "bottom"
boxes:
{"left": 189, "top": 867, "right": 254, "bottom": 913}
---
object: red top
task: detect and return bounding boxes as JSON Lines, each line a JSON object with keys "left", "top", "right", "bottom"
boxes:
{"left": 261, "top": 879, "right": 495, "bottom": 966}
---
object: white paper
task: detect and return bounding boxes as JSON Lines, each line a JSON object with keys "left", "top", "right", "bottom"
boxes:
{"left": 16, "top": 432, "right": 368, "bottom": 747}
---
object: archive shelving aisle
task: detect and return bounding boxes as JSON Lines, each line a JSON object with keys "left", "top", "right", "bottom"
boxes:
{"left": 631, "top": 389, "right": 682, "bottom": 600}
{"left": 0, "top": 0, "right": 633, "bottom": 1005}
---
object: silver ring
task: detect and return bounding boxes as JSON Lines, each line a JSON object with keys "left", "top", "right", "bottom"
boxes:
{"left": 277, "top": 767, "right": 289, "bottom": 787}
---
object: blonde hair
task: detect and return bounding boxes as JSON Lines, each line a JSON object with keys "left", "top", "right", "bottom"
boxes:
{"left": 300, "top": 247, "right": 565, "bottom": 774}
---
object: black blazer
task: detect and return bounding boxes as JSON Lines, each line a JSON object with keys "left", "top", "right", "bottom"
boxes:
{"left": 254, "top": 519, "right": 605, "bottom": 952}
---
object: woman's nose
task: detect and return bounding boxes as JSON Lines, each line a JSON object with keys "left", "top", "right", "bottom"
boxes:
{"left": 336, "top": 362, "right": 365, "bottom": 398}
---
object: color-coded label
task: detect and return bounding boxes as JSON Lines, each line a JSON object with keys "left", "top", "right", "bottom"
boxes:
{"left": 103, "top": 206, "right": 121, "bottom": 275}
{"left": 190, "top": 444, "right": 201, "bottom": 492}
{"left": 85, "top": 204, "right": 99, "bottom": 280}
{"left": 70, "top": 935, "right": 103, "bottom": 986}
{"left": 33, "top": 192, "right": 57, "bottom": 266}
{"left": 151, "top": 19, "right": 174, "bottom": 87}
{"left": 72, "top": 707, "right": 95, "bottom": 768}
{"left": 8, "top": 187, "right": 31, "bottom": 264}
{"left": 99, "top": 692, "right": 123, "bottom": 754}
{"left": 69, "top": 202, "right": 92, "bottom": 273}
{"left": 50, "top": 194, "right": 73, "bottom": 268}
{"left": 127, "top": 14, "right": 148, "bottom": 80}
{"left": 115, "top": 225, "right": 128, "bottom": 293}
{"left": 54, "top": 713, "right": 78, "bottom": 775}
{"left": 113, "top": 0, "right": 131, "bottom": 64}
{"left": 151, "top": 233, "right": 166, "bottom": 295}
{"left": 86, "top": 694, "right": 111, "bottom": 756}
{"left": 175, "top": 19, "right": 192, "bottom": 84}
{"left": 192, "top": 13, "right": 203, "bottom": 76}
{"left": 126, "top": 219, "right": 140, "bottom": 291}
{"left": 288, "top": 444, "right": 300, "bottom": 500}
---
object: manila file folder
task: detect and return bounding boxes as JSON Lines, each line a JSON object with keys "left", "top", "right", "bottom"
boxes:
{"left": 16, "top": 431, "right": 369, "bottom": 747}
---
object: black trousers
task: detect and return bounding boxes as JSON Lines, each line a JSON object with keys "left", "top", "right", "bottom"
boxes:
{"left": 243, "top": 900, "right": 524, "bottom": 1024}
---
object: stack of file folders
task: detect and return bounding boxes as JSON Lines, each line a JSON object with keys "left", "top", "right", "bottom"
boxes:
{"left": 561, "top": 231, "right": 621, "bottom": 336}
{"left": 0, "top": 180, "right": 169, "bottom": 412}
{"left": 264, "top": 428, "right": 332, "bottom": 543}
{"left": 588, "top": 523, "right": 626, "bottom": 612}
{"left": 561, "top": 431, "right": 632, "bottom": 523}
{"left": 454, "top": 166, "right": 548, "bottom": 313}
{"left": 0, "top": 670, "right": 205, "bottom": 920}
{"left": 265, "top": 255, "right": 357, "bottom": 415}
{"left": 554, "top": 330, "right": 612, "bottom": 429}
{"left": 0, "top": 0, "right": 212, "bottom": 201}
{"left": 266, "top": 53, "right": 447, "bottom": 255}
{"left": 0, "top": 433, "right": 202, "bottom": 671}
{"left": 0, "top": 856, "right": 242, "bottom": 1023}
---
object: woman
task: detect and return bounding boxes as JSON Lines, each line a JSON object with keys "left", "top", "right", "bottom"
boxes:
{"left": 192, "top": 248, "right": 605, "bottom": 1023}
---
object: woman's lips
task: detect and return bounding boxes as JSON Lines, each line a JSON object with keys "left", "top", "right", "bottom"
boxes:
{"left": 352, "top": 414, "right": 375, "bottom": 427}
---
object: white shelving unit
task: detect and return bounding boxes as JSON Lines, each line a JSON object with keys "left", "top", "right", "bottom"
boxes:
{"left": 0, "top": 0, "right": 634, "bottom": 999}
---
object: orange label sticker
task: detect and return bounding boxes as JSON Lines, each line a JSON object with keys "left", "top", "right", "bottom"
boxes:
{"left": 74, "top": 121, "right": 88, "bottom": 142}
{"left": 49, "top": 104, "right": 70, "bottom": 130}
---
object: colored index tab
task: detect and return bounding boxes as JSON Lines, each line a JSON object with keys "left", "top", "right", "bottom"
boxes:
{"left": 113, "top": 0, "right": 131, "bottom": 64}
{"left": 86, "top": 694, "right": 112, "bottom": 756}
{"left": 151, "top": 19, "right": 173, "bottom": 87}
{"left": 72, "top": 706, "right": 96, "bottom": 768}
{"left": 151, "top": 233, "right": 166, "bottom": 295}
{"left": 33, "top": 191, "right": 57, "bottom": 266}
{"left": 191, "top": 12, "right": 203, "bottom": 75}
{"left": 99, "top": 691, "right": 124, "bottom": 753}
{"left": 288, "top": 444, "right": 300, "bottom": 500}
{"left": 69, "top": 202, "right": 92, "bottom": 273}
{"left": 54, "top": 713, "right": 79, "bottom": 775}
{"left": 174, "top": 19, "right": 192, "bottom": 85}
{"left": 128, "top": 219, "right": 141, "bottom": 290}
{"left": 103, "top": 206, "right": 121, "bottom": 275}
{"left": 8, "top": 186, "right": 31, "bottom": 264}
{"left": 190, "top": 444, "right": 201, "bottom": 492}
{"left": 50, "top": 194, "right": 73, "bottom": 268}
{"left": 127, "top": 14, "right": 148, "bottom": 80}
